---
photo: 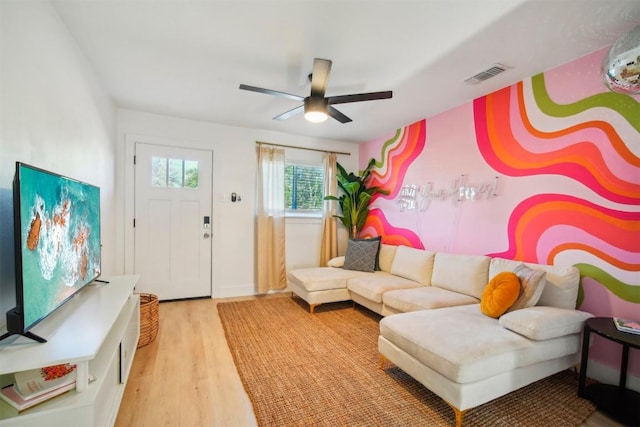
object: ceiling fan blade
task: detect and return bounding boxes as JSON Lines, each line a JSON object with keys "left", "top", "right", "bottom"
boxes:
{"left": 310, "top": 58, "right": 332, "bottom": 98}
{"left": 328, "top": 106, "right": 352, "bottom": 123}
{"left": 273, "top": 105, "right": 304, "bottom": 121}
{"left": 239, "top": 84, "right": 304, "bottom": 102}
{"left": 327, "top": 91, "right": 392, "bottom": 105}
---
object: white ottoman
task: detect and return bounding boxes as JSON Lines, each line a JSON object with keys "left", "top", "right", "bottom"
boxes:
{"left": 287, "top": 267, "right": 365, "bottom": 313}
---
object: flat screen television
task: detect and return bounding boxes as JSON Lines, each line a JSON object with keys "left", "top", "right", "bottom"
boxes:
{"left": 0, "top": 162, "right": 101, "bottom": 343}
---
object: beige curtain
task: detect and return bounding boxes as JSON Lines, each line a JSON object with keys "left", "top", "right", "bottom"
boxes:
{"left": 319, "top": 152, "right": 338, "bottom": 266}
{"left": 255, "top": 145, "right": 287, "bottom": 293}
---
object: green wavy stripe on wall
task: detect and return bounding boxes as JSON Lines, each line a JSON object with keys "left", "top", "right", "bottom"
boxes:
{"left": 575, "top": 263, "right": 640, "bottom": 307}
{"left": 374, "top": 128, "right": 402, "bottom": 169}
{"left": 576, "top": 284, "right": 585, "bottom": 309}
{"left": 531, "top": 73, "right": 640, "bottom": 133}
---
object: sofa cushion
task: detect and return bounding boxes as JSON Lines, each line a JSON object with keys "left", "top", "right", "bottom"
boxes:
{"left": 383, "top": 287, "right": 479, "bottom": 313}
{"left": 379, "top": 304, "right": 583, "bottom": 384}
{"left": 430, "top": 253, "right": 491, "bottom": 299}
{"left": 535, "top": 264, "right": 580, "bottom": 309}
{"left": 499, "top": 306, "right": 594, "bottom": 340}
{"left": 379, "top": 244, "right": 397, "bottom": 273}
{"left": 347, "top": 272, "right": 421, "bottom": 303}
{"left": 480, "top": 272, "right": 520, "bottom": 318}
{"left": 507, "top": 264, "right": 546, "bottom": 312}
{"left": 327, "top": 256, "right": 345, "bottom": 268}
{"left": 288, "top": 267, "right": 365, "bottom": 292}
{"left": 489, "top": 258, "right": 579, "bottom": 309}
{"left": 343, "top": 237, "right": 381, "bottom": 272}
{"left": 390, "top": 246, "right": 435, "bottom": 286}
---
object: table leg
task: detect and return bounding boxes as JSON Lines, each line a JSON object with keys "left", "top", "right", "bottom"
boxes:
{"left": 578, "top": 326, "right": 591, "bottom": 397}
{"left": 619, "top": 344, "right": 629, "bottom": 389}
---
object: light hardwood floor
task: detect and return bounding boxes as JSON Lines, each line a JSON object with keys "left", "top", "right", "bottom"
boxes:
{"left": 115, "top": 296, "right": 624, "bottom": 427}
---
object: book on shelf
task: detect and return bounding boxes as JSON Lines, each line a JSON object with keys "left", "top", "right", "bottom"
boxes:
{"left": 13, "top": 363, "right": 77, "bottom": 400}
{"left": 613, "top": 317, "right": 640, "bottom": 335}
{"left": 0, "top": 382, "right": 74, "bottom": 412}
{"left": 0, "top": 375, "right": 95, "bottom": 412}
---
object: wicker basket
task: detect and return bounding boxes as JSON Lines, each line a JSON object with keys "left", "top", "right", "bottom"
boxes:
{"left": 137, "top": 293, "right": 159, "bottom": 348}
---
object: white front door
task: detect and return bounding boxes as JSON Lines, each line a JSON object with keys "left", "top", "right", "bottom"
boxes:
{"left": 134, "top": 143, "right": 213, "bottom": 300}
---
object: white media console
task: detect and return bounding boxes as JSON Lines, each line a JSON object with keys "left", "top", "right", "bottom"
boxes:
{"left": 0, "top": 275, "right": 140, "bottom": 427}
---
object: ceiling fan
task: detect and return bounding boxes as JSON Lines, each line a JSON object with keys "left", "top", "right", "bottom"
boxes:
{"left": 239, "top": 58, "right": 392, "bottom": 123}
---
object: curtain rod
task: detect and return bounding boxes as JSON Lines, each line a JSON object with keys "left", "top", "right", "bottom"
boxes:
{"left": 256, "top": 141, "right": 351, "bottom": 156}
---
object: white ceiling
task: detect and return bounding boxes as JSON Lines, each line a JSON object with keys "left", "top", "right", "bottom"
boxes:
{"left": 52, "top": 0, "right": 640, "bottom": 143}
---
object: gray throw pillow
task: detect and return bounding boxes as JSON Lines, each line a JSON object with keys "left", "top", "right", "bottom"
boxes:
{"left": 343, "top": 237, "right": 381, "bottom": 272}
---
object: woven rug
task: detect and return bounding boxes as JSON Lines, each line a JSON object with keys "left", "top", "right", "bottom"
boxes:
{"left": 218, "top": 297, "right": 596, "bottom": 426}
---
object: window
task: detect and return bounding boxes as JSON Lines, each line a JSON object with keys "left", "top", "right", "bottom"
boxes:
{"left": 151, "top": 157, "right": 199, "bottom": 188}
{"left": 284, "top": 163, "right": 324, "bottom": 215}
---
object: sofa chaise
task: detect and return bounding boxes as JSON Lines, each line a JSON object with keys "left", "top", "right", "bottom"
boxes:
{"left": 287, "top": 243, "right": 592, "bottom": 426}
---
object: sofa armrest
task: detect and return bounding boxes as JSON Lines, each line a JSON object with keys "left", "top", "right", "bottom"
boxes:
{"left": 499, "top": 306, "right": 594, "bottom": 340}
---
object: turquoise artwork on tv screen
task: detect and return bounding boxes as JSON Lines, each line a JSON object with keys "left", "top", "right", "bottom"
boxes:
{"left": 18, "top": 164, "right": 101, "bottom": 329}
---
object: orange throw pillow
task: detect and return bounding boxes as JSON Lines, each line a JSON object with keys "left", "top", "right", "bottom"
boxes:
{"left": 481, "top": 272, "right": 521, "bottom": 318}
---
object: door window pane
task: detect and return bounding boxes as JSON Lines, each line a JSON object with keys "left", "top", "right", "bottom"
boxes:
{"left": 184, "top": 160, "right": 199, "bottom": 188}
{"left": 168, "top": 159, "right": 184, "bottom": 188}
{"left": 152, "top": 157, "right": 167, "bottom": 187}
{"left": 151, "top": 157, "right": 199, "bottom": 189}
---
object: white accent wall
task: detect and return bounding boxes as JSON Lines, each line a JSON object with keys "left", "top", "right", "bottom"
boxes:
{"left": 0, "top": 0, "right": 117, "bottom": 325}
{"left": 117, "top": 109, "right": 358, "bottom": 298}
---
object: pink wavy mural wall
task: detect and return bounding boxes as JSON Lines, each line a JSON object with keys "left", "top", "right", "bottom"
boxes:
{"left": 359, "top": 48, "right": 640, "bottom": 376}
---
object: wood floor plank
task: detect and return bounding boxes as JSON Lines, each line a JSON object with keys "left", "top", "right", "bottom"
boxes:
{"left": 115, "top": 296, "right": 621, "bottom": 427}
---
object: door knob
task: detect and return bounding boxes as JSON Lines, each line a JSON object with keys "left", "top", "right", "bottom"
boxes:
{"left": 203, "top": 233, "right": 210, "bottom": 239}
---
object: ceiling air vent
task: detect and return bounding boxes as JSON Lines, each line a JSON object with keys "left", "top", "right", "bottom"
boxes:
{"left": 464, "top": 64, "right": 507, "bottom": 85}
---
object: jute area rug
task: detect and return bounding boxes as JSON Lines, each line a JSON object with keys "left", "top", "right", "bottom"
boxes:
{"left": 218, "top": 297, "right": 596, "bottom": 426}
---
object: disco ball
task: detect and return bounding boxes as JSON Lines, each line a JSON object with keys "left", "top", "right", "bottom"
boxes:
{"left": 602, "top": 25, "right": 640, "bottom": 95}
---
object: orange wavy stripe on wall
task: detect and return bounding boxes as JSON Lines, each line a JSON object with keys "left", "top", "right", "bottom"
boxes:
{"left": 361, "top": 213, "right": 417, "bottom": 247}
{"left": 488, "top": 88, "right": 640, "bottom": 200}
{"left": 513, "top": 201, "right": 639, "bottom": 261}
{"left": 369, "top": 121, "right": 424, "bottom": 193}
{"left": 484, "top": 89, "right": 526, "bottom": 166}
{"left": 368, "top": 128, "right": 405, "bottom": 187}
{"left": 516, "top": 201, "right": 639, "bottom": 247}
{"left": 548, "top": 243, "right": 639, "bottom": 272}
{"left": 484, "top": 91, "right": 540, "bottom": 172}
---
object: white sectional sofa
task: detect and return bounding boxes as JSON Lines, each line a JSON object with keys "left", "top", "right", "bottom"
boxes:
{"left": 287, "top": 244, "right": 593, "bottom": 426}
{"left": 288, "top": 244, "right": 492, "bottom": 315}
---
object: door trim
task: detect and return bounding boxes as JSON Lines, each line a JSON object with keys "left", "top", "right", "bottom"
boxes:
{"left": 122, "top": 133, "right": 215, "bottom": 295}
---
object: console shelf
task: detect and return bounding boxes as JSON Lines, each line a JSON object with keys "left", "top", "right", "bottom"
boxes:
{"left": 0, "top": 275, "right": 140, "bottom": 427}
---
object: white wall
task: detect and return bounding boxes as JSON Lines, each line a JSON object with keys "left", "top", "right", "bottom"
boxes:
{"left": 117, "top": 109, "right": 358, "bottom": 298}
{"left": 0, "top": 1, "right": 117, "bottom": 324}
{"left": 0, "top": 0, "right": 358, "bottom": 308}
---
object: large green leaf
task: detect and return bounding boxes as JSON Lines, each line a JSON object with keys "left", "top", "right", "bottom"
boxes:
{"left": 336, "top": 162, "right": 350, "bottom": 181}
{"left": 324, "top": 159, "right": 387, "bottom": 238}
{"left": 365, "top": 186, "right": 389, "bottom": 196}
{"left": 341, "top": 181, "right": 360, "bottom": 195}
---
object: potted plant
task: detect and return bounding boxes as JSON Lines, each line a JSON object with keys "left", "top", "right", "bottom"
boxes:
{"left": 324, "top": 158, "right": 389, "bottom": 238}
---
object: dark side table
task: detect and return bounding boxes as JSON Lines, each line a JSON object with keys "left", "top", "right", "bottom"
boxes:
{"left": 578, "top": 317, "right": 640, "bottom": 426}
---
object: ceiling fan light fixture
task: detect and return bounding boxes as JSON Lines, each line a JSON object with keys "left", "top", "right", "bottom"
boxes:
{"left": 304, "top": 97, "right": 329, "bottom": 123}
{"left": 239, "top": 58, "right": 390, "bottom": 124}
{"left": 304, "top": 110, "right": 328, "bottom": 123}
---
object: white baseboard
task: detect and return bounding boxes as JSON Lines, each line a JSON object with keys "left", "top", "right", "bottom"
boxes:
{"left": 216, "top": 284, "right": 293, "bottom": 299}
{"left": 217, "top": 284, "right": 256, "bottom": 299}
{"left": 586, "top": 359, "right": 640, "bottom": 392}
